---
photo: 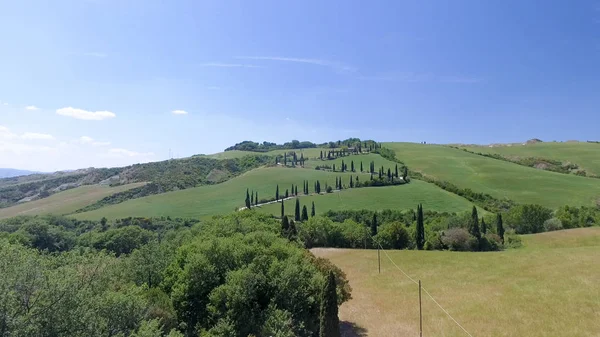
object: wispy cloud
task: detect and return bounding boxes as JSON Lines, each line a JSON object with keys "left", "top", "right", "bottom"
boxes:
{"left": 79, "top": 136, "right": 111, "bottom": 146}
{"left": 25, "top": 105, "right": 39, "bottom": 111}
{"left": 171, "top": 110, "right": 189, "bottom": 115}
{"left": 236, "top": 56, "right": 356, "bottom": 73}
{"left": 56, "top": 107, "right": 116, "bottom": 120}
{"left": 199, "top": 62, "right": 263, "bottom": 68}
{"left": 0, "top": 125, "right": 16, "bottom": 140}
{"left": 108, "top": 148, "right": 154, "bottom": 157}
{"left": 21, "top": 132, "right": 55, "bottom": 140}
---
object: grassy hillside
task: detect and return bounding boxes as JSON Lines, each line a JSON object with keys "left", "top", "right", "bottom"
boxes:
{"left": 384, "top": 142, "right": 600, "bottom": 209}
{"left": 313, "top": 228, "right": 600, "bottom": 337}
{"left": 0, "top": 183, "right": 146, "bottom": 219}
{"left": 74, "top": 166, "right": 473, "bottom": 220}
{"left": 458, "top": 142, "right": 600, "bottom": 176}
{"left": 257, "top": 180, "right": 476, "bottom": 217}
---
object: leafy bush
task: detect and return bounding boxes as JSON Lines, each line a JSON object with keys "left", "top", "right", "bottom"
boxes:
{"left": 374, "top": 222, "right": 411, "bottom": 249}
{"left": 441, "top": 228, "right": 473, "bottom": 251}
{"left": 543, "top": 218, "right": 563, "bottom": 232}
{"left": 505, "top": 229, "right": 523, "bottom": 248}
{"left": 506, "top": 204, "right": 553, "bottom": 234}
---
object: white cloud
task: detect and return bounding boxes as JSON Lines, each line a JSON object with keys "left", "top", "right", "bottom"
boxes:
{"left": 21, "top": 132, "right": 55, "bottom": 140}
{"left": 0, "top": 125, "right": 17, "bottom": 140}
{"left": 2, "top": 103, "right": 8, "bottom": 106}
{"left": 108, "top": 148, "right": 154, "bottom": 157}
{"left": 79, "top": 136, "right": 111, "bottom": 146}
{"left": 172, "top": 110, "right": 188, "bottom": 115}
{"left": 25, "top": 105, "right": 39, "bottom": 111}
{"left": 56, "top": 107, "right": 116, "bottom": 120}
{"left": 199, "top": 63, "right": 263, "bottom": 68}
{"left": 236, "top": 56, "right": 356, "bottom": 72}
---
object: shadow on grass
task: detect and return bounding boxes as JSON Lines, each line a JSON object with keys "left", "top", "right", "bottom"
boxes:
{"left": 340, "top": 321, "right": 368, "bottom": 337}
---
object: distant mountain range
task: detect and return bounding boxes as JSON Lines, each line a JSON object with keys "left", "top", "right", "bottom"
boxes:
{"left": 0, "top": 168, "right": 42, "bottom": 178}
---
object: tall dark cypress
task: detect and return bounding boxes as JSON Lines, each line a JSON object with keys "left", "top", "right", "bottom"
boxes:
{"left": 403, "top": 167, "right": 408, "bottom": 181}
{"left": 245, "top": 189, "right": 251, "bottom": 209}
{"left": 333, "top": 164, "right": 336, "bottom": 172}
{"left": 481, "top": 217, "right": 487, "bottom": 235}
{"left": 496, "top": 213, "right": 505, "bottom": 244}
{"left": 360, "top": 161, "right": 363, "bottom": 172}
{"left": 387, "top": 168, "right": 391, "bottom": 180}
{"left": 395, "top": 164, "right": 399, "bottom": 178}
{"left": 302, "top": 205, "right": 309, "bottom": 221}
{"left": 291, "top": 184, "right": 294, "bottom": 196}
{"left": 319, "top": 271, "right": 341, "bottom": 337}
{"left": 349, "top": 176, "right": 354, "bottom": 188}
{"left": 416, "top": 204, "right": 425, "bottom": 250}
{"left": 311, "top": 201, "right": 316, "bottom": 217}
{"left": 276, "top": 185, "right": 279, "bottom": 201}
{"left": 351, "top": 161, "right": 355, "bottom": 172}
{"left": 341, "top": 160, "right": 345, "bottom": 172}
{"left": 470, "top": 206, "right": 481, "bottom": 240}
{"left": 285, "top": 189, "right": 289, "bottom": 198}
{"left": 316, "top": 181, "right": 321, "bottom": 193}
{"left": 255, "top": 192, "right": 258, "bottom": 205}
{"left": 338, "top": 177, "right": 343, "bottom": 190}
{"left": 295, "top": 198, "right": 301, "bottom": 221}
{"left": 370, "top": 213, "right": 378, "bottom": 237}
{"left": 281, "top": 200, "right": 285, "bottom": 218}
{"left": 335, "top": 177, "right": 338, "bottom": 189}
{"left": 284, "top": 153, "right": 287, "bottom": 166}
{"left": 251, "top": 191, "right": 254, "bottom": 205}
{"left": 281, "top": 215, "right": 290, "bottom": 234}
{"left": 295, "top": 185, "right": 298, "bottom": 196}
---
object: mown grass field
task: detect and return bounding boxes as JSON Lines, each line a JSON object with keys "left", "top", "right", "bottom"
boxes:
{"left": 457, "top": 142, "right": 600, "bottom": 176}
{"left": 384, "top": 142, "right": 600, "bottom": 209}
{"left": 313, "top": 227, "right": 600, "bottom": 337}
{"left": 0, "top": 183, "right": 147, "bottom": 219}
{"left": 257, "top": 180, "right": 476, "bottom": 217}
{"left": 74, "top": 166, "right": 475, "bottom": 220}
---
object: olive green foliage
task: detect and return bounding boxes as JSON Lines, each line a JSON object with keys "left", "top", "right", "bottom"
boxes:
{"left": 554, "top": 205, "right": 600, "bottom": 229}
{"left": 505, "top": 204, "right": 553, "bottom": 234}
{"left": 225, "top": 140, "right": 317, "bottom": 152}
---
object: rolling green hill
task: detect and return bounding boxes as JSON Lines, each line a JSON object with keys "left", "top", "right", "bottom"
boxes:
{"left": 73, "top": 166, "right": 474, "bottom": 220}
{"left": 384, "top": 142, "right": 600, "bottom": 209}
{"left": 256, "top": 179, "right": 476, "bottom": 217}
{"left": 0, "top": 183, "right": 146, "bottom": 219}
{"left": 457, "top": 141, "right": 600, "bottom": 176}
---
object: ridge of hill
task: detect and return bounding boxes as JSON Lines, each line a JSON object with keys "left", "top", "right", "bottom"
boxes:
{"left": 0, "top": 168, "right": 42, "bottom": 179}
{"left": 384, "top": 142, "right": 600, "bottom": 209}
{"left": 0, "top": 154, "right": 272, "bottom": 209}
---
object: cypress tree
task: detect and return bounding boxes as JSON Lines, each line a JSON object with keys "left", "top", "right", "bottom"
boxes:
{"left": 370, "top": 213, "right": 378, "bottom": 237}
{"left": 284, "top": 153, "right": 287, "bottom": 166}
{"left": 416, "top": 204, "right": 425, "bottom": 250}
{"left": 300, "top": 153, "right": 305, "bottom": 166}
{"left": 481, "top": 217, "right": 487, "bottom": 235}
{"left": 295, "top": 185, "right": 298, "bottom": 196}
{"left": 281, "top": 200, "right": 285, "bottom": 218}
{"left": 319, "top": 271, "right": 341, "bottom": 337}
{"left": 255, "top": 192, "right": 258, "bottom": 205}
{"left": 335, "top": 177, "right": 338, "bottom": 189}
{"left": 470, "top": 206, "right": 481, "bottom": 240}
{"left": 302, "top": 205, "right": 309, "bottom": 221}
{"left": 333, "top": 164, "right": 336, "bottom": 172}
{"left": 281, "top": 215, "right": 289, "bottom": 233}
{"left": 355, "top": 175, "right": 359, "bottom": 186}
{"left": 370, "top": 171, "right": 373, "bottom": 180}
{"left": 317, "top": 180, "right": 321, "bottom": 193}
{"left": 360, "top": 161, "right": 363, "bottom": 172}
{"left": 338, "top": 177, "right": 343, "bottom": 190}
{"left": 349, "top": 176, "right": 354, "bottom": 188}
{"left": 245, "top": 189, "right": 251, "bottom": 209}
{"left": 320, "top": 151, "right": 323, "bottom": 160}
{"left": 285, "top": 189, "right": 289, "bottom": 198}
{"left": 387, "top": 168, "right": 391, "bottom": 180}
{"left": 311, "top": 201, "right": 316, "bottom": 217}
{"left": 378, "top": 167, "right": 382, "bottom": 179}
{"left": 403, "top": 167, "right": 408, "bottom": 181}
{"left": 395, "top": 164, "right": 399, "bottom": 178}
{"left": 289, "top": 220, "right": 297, "bottom": 239}
{"left": 291, "top": 184, "right": 294, "bottom": 196}
{"left": 496, "top": 213, "right": 505, "bottom": 244}
{"left": 251, "top": 191, "right": 254, "bottom": 205}
{"left": 295, "top": 198, "right": 301, "bottom": 221}
{"left": 351, "top": 161, "right": 355, "bottom": 172}
{"left": 341, "top": 160, "right": 345, "bottom": 172}
{"left": 276, "top": 185, "right": 279, "bottom": 201}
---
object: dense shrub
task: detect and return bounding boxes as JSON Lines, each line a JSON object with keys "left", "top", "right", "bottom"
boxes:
{"left": 441, "top": 228, "right": 473, "bottom": 251}
{"left": 374, "top": 222, "right": 412, "bottom": 249}
{"left": 506, "top": 204, "right": 553, "bottom": 234}
{"left": 543, "top": 218, "right": 563, "bottom": 232}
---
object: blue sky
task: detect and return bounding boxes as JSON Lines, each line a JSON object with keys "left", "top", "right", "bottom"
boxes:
{"left": 1, "top": 0, "right": 599, "bottom": 171}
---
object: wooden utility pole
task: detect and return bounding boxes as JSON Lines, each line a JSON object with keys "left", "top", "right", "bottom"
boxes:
{"left": 419, "top": 280, "right": 423, "bottom": 337}
{"left": 377, "top": 245, "right": 381, "bottom": 274}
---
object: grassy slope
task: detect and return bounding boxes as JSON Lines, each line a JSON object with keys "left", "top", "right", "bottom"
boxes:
{"left": 458, "top": 142, "right": 600, "bottom": 176}
{"left": 313, "top": 227, "right": 600, "bottom": 337}
{"left": 385, "top": 142, "right": 600, "bottom": 208}
{"left": 256, "top": 180, "right": 476, "bottom": 217}
{"left": 74, "top": 165, "right": 475, "bottom": 220}
{"left": 0, "top": 183, "right": 146, "bottom": 219}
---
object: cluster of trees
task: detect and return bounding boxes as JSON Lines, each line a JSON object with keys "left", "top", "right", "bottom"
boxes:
{"left": 317, "top": 138, "right": 379, "bottom": 151}
{"left": 280, "top": 199, "right": 316, "bottom": 222}
{"left": 276, "top": 151, "right": 307, "bottom": 167}
{"left": 0, "top": 212, "right": 350, "bottom": 336}
{"left": 225, "top": 140, "right": 317, "bottom": 152}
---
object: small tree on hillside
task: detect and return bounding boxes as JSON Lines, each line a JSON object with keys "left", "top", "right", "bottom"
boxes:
{"left": 371, "top": 213, "right": 378, "bottom": 237}
{"left": 481, "top": 217, "right": 487, "bottom": 235}
{"left": 275, "top": 185, "right": 280, "bottom": 201}
{"left": 338, "top": 177, "right": 343, "bottom": 190}
{"left": 284, "top": 153, "right": 287, "bottom": 166}
{"left": 311, "top": 201, "right": 316, "bottom": 217}
{"left": 333, "top": 164, "right": 336, "bottom": 172}
{"left": 387, "top": 168, "right": 392, "bottom": 180}
{"left": 302, "top": 205, "right": 309, "bottom": 221}
{"left": 360, "top": 162, "right": 363, "bottom": 172}
{"left": 351, "top": 161, "right": 355, "bottom": 172}
{"left": 320, "top": 151, "right": 323, "bottom": 160}
{"left": 416, "top": 204, "right": 425, "bottom": 250}
{"left": 281, "top": 200, "right": 285, "bottom": 218}
{"left": 295, "top": 198, "right": 301, "bottom": 221}
{"left": 403, "top": 167, "right": 408, "bottom": 181}
{"left": 251, "top": 191, "right": 254, "bottom": 205}
{"left": 285, "top": 189, "right": 289, "bottom": 198}
{"left": 316, "top": 180, "right": 321, "bottom": 193}
{"left": 496, "top": 213, "right": 505, "bottom": 244}
{"left": 295, "top": 185, "right": 298, "bottom": 196}
{"left": 319, "top": 271, "right": 341, "bottom": 337}
{"left": 341, "top": 160, "right": 345, "bottom": 172}
{"left": 395, "top": 164, "right": 399, "bottom": 178}
{"left": 255, "top": 192, "right": 258, "bottom": 205}
{"left": 470, "top": 206, "right": 481, "bottom": 242}
{"left": 245, "top": 189, "right": 251, "bottom": 209}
